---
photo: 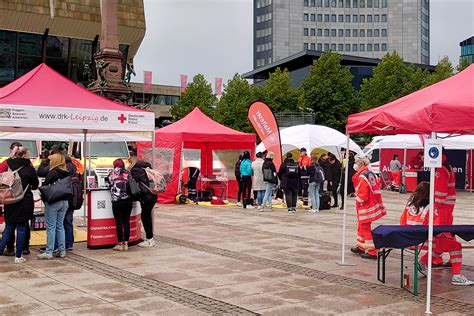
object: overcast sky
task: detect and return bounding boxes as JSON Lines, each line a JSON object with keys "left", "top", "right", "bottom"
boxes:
{"left": 133, "top": 0, "right": 473, "bottom": 86}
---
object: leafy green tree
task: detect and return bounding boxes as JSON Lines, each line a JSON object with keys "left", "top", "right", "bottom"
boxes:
{"left": 214, "top": 74, "right": 257, "bottom": 133}
{"left": 425, "top": 57, "right": 453, "bottom": 86}
{"left": 298, "top": 52, "right": 359, "bottom": 132}
{"left": 170, "top": 74, "right": 217, "bottom": 119}
{"left": 260, "top": 68, "right": 300, "bottom": 113}
{"left": 456, "top": 58, "right": 471, "bottom": 73}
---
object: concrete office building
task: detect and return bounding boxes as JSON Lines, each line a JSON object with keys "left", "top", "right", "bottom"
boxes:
{"left": 254, "top": 0, "right": 430, "bottom": 68}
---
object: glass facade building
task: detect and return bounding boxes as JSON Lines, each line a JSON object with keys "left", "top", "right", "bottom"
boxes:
{"left": 460, "top": 36, "right": 474, "bottom": 65}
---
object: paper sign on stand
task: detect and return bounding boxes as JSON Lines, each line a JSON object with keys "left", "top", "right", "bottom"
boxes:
{"left": 424, "top": 139, "right": 442, "bottom": 168}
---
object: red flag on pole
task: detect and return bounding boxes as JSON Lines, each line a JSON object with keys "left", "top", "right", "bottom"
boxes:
{"left": 215, "top": 77, "right": 223, "bottom": 96}
{"left": 180, "top": 74, "right": 188, "bottom": 92}
{"left": 248, "top": 101, "right": 282, "bottom": 169}
{"left": 143, "top": 71, "right": 152, "bottom": 92}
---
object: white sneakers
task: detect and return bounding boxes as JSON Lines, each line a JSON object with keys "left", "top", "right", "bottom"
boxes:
{"left": 138, "top": 238, "right": 156, "bottom": 248}
{"left": 308, "top": 209, "right": 320, "bottom": 213}
{"left": 14, "top": 257, "right": 26, "bottom": 264}
{"left": 452, "top": 274, "right": 474, "bottom": 286}
{"left": 236, "top": 202, "right": 242, "bottom": 207}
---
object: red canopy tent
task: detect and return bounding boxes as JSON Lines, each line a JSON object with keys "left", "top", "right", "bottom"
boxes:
{"left": 138, "top": 107, "right": 256, "bottom": 203}
{"left": 340, "top": 64, "right": 474, "bottom": 314}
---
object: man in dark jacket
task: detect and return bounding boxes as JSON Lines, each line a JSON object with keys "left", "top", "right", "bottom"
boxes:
{"left": 278, "top": 153, "right": 300, "bottom": 213}
{"left": 130, "top": 158, "right": 157, "bottom": 247}
{"left": 329, "top": 155, "right": 342, "bottom": 208}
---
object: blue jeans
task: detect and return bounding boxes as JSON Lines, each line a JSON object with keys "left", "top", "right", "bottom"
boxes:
{"left": 308, "top": 182, "right": 320, "bottom": 210}
{"left": 55, "top": 208, "right": 74, "bottom": 250}
{"left": 45, "top": 200, "right": 68, "bottom": 254}
{"left": 256, "top": 190, "right": 265, "bottom": 205}
{"left": 262, "top": 182, "right": 273, "bottom": 207}
{"left": 0, "top": 221, "right": 28, "bottom": 258}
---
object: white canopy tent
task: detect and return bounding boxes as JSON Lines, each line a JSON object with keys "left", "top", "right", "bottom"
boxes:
{"left": 256, "top": 124, "right": 363, "bottom": 160}
{"left": 374, "top": 134, "right": 474, "bottom": 150}
{"left": 0, "top": 132, "right": 151, "bottom": 142}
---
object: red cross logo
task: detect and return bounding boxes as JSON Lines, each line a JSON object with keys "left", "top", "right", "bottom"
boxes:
{"left": 118, "top": 114, "right": 127, "bottom": 123}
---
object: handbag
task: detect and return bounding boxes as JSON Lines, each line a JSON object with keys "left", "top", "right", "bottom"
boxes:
{"left": 128, "top": 175, "right": 141, "bottom": 200}
{"left": 39, "top": 176, "right": 73, "bottom": 204}
{"left": 263, "top": 168, "right": 276, "bottom": 183}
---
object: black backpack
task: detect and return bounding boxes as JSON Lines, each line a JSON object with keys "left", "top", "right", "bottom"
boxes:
{"left": 69, "top": 174, "right": 84, "bottom": 210}
{"left": 285, "top": 162, "right": 299, "bottom": 178}
{"left": 314, "top": 166, "right": 325, "bottom": 184}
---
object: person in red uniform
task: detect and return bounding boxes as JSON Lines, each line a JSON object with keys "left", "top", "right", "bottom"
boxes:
{"left": 298, "top": 148, "right": 311, "bottom": 206}
{"left": 350, "top": 155, "right": 386, "bottom": 259}
{"left": 400, "top": 181, "right": 473, "bottom": 286}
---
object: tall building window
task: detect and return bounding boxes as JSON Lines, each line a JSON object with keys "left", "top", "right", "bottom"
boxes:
{"left": 324, "top": 14, "right": 330, "bottom": 22}
{"left": 360, "top": 0, "right": 365, "bottom": 8}
{"left": 353, "top": 0, "right": 358, "bottom": 7}
{"left": 338, "top": 29, "right": 344, "bottom": 37}
{"left": 374, "top": 15, "right": 380, "bottom": 22}
{"left": 346, "top": 44, "right": 351, "bottom": 51}
{"left": 331, "top": 14, "right": 336, "bottom": 22}
{"left": 331, "top": 0, "right": 337, "bottom": 7}
{"left": 324, "top": 43, "right": 330, "bottom": 51}
{"left": 338, "top": 15, "right": 344, "bottom": 22}
{"left": 317, "top": 28, "right": 323, "bottom": 36}
{"left": 353, "top": 44, "right": 358, "bottom": 51}
{"left": 331, "top": 43, "right": 336, "bottom": 50}
{"left": 374, "top": 29, "right": 380, "bottom": 37}
{"left": 339, "top": 43, "right": 344, "bottom": 51}
{"left": 304, "top": 0, "right": 309, "bottom": 6}
{"left": 304, "top": 14, "right": 309, "bottom": 21}
{"left": 367, "top": 29, "right": 373, "bottom": 37}
{"left": 331, "top": 29, "right": 337, "bottom": 37}
{"left": 367, "top": 43, "right": 373, "bottom": 51}
{"left": 304, "top": 28, "right": 309, "bottom": 36}
{"left": 360, "top": 29, "right": 365, "bottom": 37}
{"left": 353, "top": 15, "right": 358, "bottom": 22}
{"left": 346, "top": 0, "right": 351, "bottom": 7}
{"left": 360, "top": 15, "right": 365, "bottom": 22}
{"left": 346, "top": 29, "right": 351, "bottom": 36}
{"left": 382, "top": 29, "right": 387, "bottom": 36}
{"left": 311, "top": 43, "right": 316, "bottom": 50}
{"left": 317, "top": 0, "right": 323, "bottom": 6}
{"left": 304, "top": 43, "right": 309, "bottom": 50}
{"left": 311, "top": 28, "right": 316, "bottom": 36}
{"left": 311, "top": 14, "right": 316, "bottom": 21}
{"left": 382, "top": 0, "right": 387, "bottom": 8}
{"left": 367, "top": 0, "right": 372, "bottom": 8}
{"left": 353, "top": 29, "right": 358, "bottom": 37}
{"left": 374, "top": 0, "right": 380, "bottom": 7}
{"left": 374, "top": 44, "right": 380, "bottom": 51}
{"left": 367, "top": 15, "right": 373, "bottom": 22}
{"left": 382, "top": 43, "right": 387, "bottom": 51}
{"left": 311, "top": 0, "right": 316, "bottom": 6}
{"left": 317, "top": 43, "right": 322, "bottom": 50}
{"left": 324, "top": 29, "right": 330, "bottom": 37}
{"left": 360, "top": 43, "right": 365, "bottom": 51}
{"left": 345, "top": 15, "right": 351, "bottom": 22}
{"left": 338, "top": 0, "right": 344, "bottom": 7}
{"left": 317, "top": 14, "right": 323, "bottom": 22}
{"left": 324, "top": 0, "right": 330, "bottom": 7}
{"left": 382, "top": 14, "right": 387, "bottom": 22}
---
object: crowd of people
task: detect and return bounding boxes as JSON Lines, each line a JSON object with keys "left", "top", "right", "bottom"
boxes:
{"left": 234, "top": 148, "right": 356, "bottom": 213}
{"left": 0, "top": 141, "right": 158, "bottom": 263}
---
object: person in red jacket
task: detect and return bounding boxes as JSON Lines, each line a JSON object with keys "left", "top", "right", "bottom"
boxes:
{"left": 350, "top": 155, "right": 386, "bottom": 259}
{"left": 400, "top": 182, "right": 473, "bottom": 286}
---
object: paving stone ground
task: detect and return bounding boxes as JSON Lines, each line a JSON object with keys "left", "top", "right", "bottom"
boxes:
{"left": 1, "top": 190, "right": 473, "bottom": 315}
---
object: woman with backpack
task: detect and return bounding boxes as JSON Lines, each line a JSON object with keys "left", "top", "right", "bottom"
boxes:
{"left": 308, "top": 156, "right": 324, "bottom": 213}
{"left": 239, "top": 151, "right": 253, "bottom": 209}
{"left": 0, "top": 146, "right": 39, "bottom": 263}
{"left": 129, "top": 156, "right": 157, "bottom": 248}
{"left": 261, "top": 151, "right": 277, "bottom": 211}
{"left": 278, "top": 153, "right": 300, "bottom": 213}
{"left": 37, "top": 153, "right": 71, "bottom": 260}
{"left": 107, "top": 159, "right": 133, "bottom": 251}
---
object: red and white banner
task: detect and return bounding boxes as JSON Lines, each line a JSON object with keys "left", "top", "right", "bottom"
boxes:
{"left": 143, "top": 71, "right": 153, "bottom": 92}
{"left": 215, "top": 77, "right": 223, "bottom": 96}
{"left": 248, "top": 101, "right": 282, "bottom": 169}
{"left": 87, "top": 190, "right": 142, "bottom": 247}
{"left": 180, "top": 74, "right": 188, "bottom": 92}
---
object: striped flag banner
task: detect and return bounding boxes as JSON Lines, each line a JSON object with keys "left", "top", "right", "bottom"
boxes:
{"left": 143, "top": 71, "right": 152, "bottom": 92}
{"left": 215, "top": 77, "right": 223, "bottom": 96}
{"left": 180, "top": 74, "right": 188, "bottom": 92}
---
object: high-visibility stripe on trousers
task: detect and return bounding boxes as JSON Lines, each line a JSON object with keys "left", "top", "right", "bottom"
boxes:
{"left": 356, "top": 221, "right": 376, "bottom": 256}
{"left": 420, "top": 236, "right": 462, "bottom": 274}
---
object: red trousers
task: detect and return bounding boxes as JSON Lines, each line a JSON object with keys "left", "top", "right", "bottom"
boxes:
{"left": 356, "top": 221, "right": 376, "bottom": 256}
{"left": 420, "top": 236, "right": 462, "bottom": 274}
{"left": 391, "top": 171, "right": 401, "bottom": 188}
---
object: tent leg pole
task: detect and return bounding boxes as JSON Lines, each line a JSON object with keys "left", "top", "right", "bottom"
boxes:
{"left": 337, "top": 133, "right": 355, "bottom": 266}
{"left": 425, "top": 131, "right": 436, "bottom": 315}
{"left": 470, "top": 149, "right": 472, "bottom": 193}
{"left": 402, "top": 147, "right": 407, "bottom": 188}
{"left": 79, "top": 130, "right": 88, "bottom": 228}
{"left": 151, "top": 130, "right": 156, "bottom": 168}
{"left": 177, "top": 142, "right": 184, "bottom": 196}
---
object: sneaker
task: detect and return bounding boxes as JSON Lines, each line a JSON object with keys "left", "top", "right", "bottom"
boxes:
{"left": 452, "top": 274, "right": 474, "bottom": 286}
{"left": 113, "top": 244, "right": 124, "bottom": 251}
{"left": 3, "top": 249, "right": 15, "bottom": 256}
{"left": 138, "top": 239, "right": 156, "bottom": 248}
{"left": 54, "top": 251, "right": 66, "bottom": 258}
{"left": 14, "top": 257, "right": 26, "bottom": 264}
{"left": 37, "top": 252, "right": 53, "bottom": 260}
{"left": 291, "top": 208, "right": 297, "bottom": 213}
{"left": 23, "top": 249, "right": 30, "bottom": 255}
{"left": 66, "top": 247, "right": 74, "bottom": 251}
{"left": 351, "top": 247, "right": 364, "bottom": 255}
{"left": 266, "top": 207, "right": 273, "bottom": 212}
{"left": 258, "top": 207, "right": 265, "bottom": 212}
{"left": 246, "top": 205, "right": 254, "bottom": 209}
{"left": 123, "top": 243, "right": 129, "bottom": 251}
{"left": 236, "top": 202, "right": 242, "bottom": 207}
{"left": 360, "top": 253, "right": 377, "bottom": 260}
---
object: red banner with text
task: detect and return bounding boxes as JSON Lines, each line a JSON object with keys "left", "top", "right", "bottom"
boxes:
{"left": 215, "top": 78, "right": 223, "bottom": 96}
{"left": 248, "top": 101, "right": 282, "bottom": 169}
{"left": 180, "top": 74, "right": 188, "bottom": 92}
{"left": 143, "top": 71, "right": 153, "bottom": 92}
